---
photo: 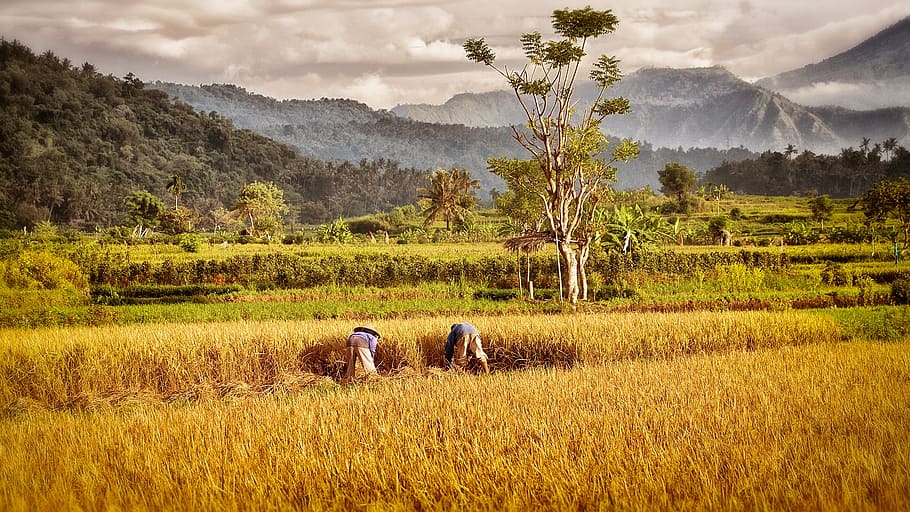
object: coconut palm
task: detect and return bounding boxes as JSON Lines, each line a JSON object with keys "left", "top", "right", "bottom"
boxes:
{"left": 784, "top": 144, "right": 797, "bottom": 159}
{"left": 883, "top": 137, "right": 898, "bottom": 161}
{"left": 418, "top": 168, "right": 479, "bottom": 231}
{"left": 166, "top": 175, "right": 186, "bottom": 210}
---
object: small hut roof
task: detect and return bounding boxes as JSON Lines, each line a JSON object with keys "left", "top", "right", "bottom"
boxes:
{"left": 503, "top": 231, "right": 554, "bottom": 253}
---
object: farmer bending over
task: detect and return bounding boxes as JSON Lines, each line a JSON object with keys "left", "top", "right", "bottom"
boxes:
{"left": 343, "top": 324, "right": 380, "bottom": 382}
{"left": 445, "top": 322, "right": 489, "bottom": 374}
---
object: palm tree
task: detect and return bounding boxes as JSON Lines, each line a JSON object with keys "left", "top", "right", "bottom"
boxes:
{"left": 418, "top": 168, "right": 479, "bottom": 231}
{"left": 784, "top": 144, "right": 797, "bottom": 159}
{"left": 860, "top": 137, "right": 872, "bottom": 156}
{"left": 166, "top": 175, "right": 186, "bottom": 210}
{"left": 883, "top": 137, "right": 898, "bottom": 161}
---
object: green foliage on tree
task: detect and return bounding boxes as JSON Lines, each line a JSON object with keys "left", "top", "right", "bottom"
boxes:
{"left": 315, "top": 218, "right": 354, "bottom": 244}
{"left": 861, "top": 178, "right": 910, "bottom": 248}
{"left": 158, "top": 206, "right": 197, "bottom": 235}
{"left": 124, "top": 190, "right": 165, "bottom": 233}
{"left": 495, "top": 188, "right": 545, "bottom": 237}
{"left": 418, "top": 168, "right": 479, "bottom": 231}
{"left": 598, "top": 204, "right": 669, "bottom": 254}
{"left": 465, "top": 6, "right": 639, "bottom": 303}
{"left": 658, "top": 162, "right": 697, "bottom": 202}
{"left": 808, "top": 195, "right": 834, "bottom": 228}
{"left": 234, "top": 181, "right": 289, "bottom": 237}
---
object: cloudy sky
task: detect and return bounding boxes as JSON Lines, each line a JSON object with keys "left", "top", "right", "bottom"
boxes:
{"left": 1, "top": 0, "right": 907, "bottom": 109}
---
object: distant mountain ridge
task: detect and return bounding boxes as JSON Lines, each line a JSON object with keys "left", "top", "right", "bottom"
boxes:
{"left": 149, "top": 82, "right": 392, "bottom": 127}
{"left": 391, "top": 66, "right": 910, "bottom": 154}
{"left": 149, "top": 81, "right": 768, "bottom": 193}
{"left": 756, "top": 16, "right": 910, "bottom": 109}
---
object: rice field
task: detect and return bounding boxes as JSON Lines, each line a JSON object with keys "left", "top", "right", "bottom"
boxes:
{"left": 1, "top": 337, "right": 907, "bottom": 511}
{"left": 2, "top": 310, "right": 842, "bottom": 410}
{"left": 2, "top": 309, "right": 908, "bottom": 510}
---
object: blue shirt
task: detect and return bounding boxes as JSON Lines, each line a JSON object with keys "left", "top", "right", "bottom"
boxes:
{"left": 445, "top": 323, "right": 479, "bottom": 363}
{"left": 347, "top": 332, "right": 378, "bottom": 358}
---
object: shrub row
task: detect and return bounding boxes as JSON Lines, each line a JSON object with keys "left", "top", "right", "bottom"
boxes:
{"left": 83, "top": 250, "right": 791, "bottom": 290}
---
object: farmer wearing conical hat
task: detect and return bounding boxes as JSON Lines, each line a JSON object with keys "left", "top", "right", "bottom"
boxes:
{"left": 343, "top": 323, "right": 380, "bottom": 382}
{"left": 445, "top": 322, "right": 489, "bottom": 374}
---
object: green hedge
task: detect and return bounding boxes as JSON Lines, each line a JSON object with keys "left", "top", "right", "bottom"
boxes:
{"left": 82, "top": 250, "right": 790, "bottom": 290}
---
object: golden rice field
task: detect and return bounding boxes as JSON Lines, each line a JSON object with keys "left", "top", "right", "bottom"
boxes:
{"left": 2, "top": 311, "right": 841, "bottom": 409}
{"left": 1, "top": 311, "right": 909, "bottom": 510}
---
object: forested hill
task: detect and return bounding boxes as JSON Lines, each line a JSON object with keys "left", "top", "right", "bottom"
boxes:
{"left": 150, "top": 81, "right": 525, "bottom": 192}
{"left": 0, "top": 39, "right": 428, "bottom": 229}
{"left": 149, "top": 82, "right": 761, "bottom": 194}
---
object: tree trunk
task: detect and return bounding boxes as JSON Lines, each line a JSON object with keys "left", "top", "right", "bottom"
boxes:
{"left": 577, "top": 241, "right": 591, "bottom": 301}
{"left": 557, "top": 240, "right": 579, "bottom": 304}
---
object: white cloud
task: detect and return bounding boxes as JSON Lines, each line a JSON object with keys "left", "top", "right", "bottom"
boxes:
{"left": 781, "top": 80, "right": 910, "bottom": 110}
{"left": 0, "top": 0, "right": 907, "bottom": 108}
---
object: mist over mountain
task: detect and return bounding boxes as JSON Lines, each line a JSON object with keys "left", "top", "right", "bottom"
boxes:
{"left": 756, "top": 16, "right": 910, "bottom": 110}
{"left": 393, "top": 66, "right": 910, "bottom": 155}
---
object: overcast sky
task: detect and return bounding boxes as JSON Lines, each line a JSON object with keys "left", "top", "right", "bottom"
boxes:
{"left": 1, "top": 0, "right": 907, "bottom": 109}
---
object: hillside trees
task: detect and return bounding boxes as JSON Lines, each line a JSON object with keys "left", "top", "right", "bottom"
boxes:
{"left": 466, "top": 6, "right": 639, "bottom": 303}
{"left": 0, "top": 39, "right": 427, "bottom": 230}
{"left": 702, "top": 138, "right": 910, "bottom": 197}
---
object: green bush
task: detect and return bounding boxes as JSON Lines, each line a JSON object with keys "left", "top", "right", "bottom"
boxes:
{"left": 891, "top": 278, "right": 910, "bottom": 305}
{"left": 347, "top": 218, "right": 392, "bottom": 235}
{"left": 178, "top": 233, "right": 202, "bottom": 252}
{"left": 820, "top": 261, "right": 851, "bottom": 286}
{"left": 1, "top": 250, "right": 88, "bottom": 290}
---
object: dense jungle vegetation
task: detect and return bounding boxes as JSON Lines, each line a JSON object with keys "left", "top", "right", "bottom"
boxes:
{"left": 703, "top": 141, "right": 910, "bottom": 197}
{"left": 0, "top": 39, "right": 427, "bottom": 229}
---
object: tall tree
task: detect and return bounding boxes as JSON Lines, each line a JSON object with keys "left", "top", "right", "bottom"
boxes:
{"left": 418, "top": 168, "right": 479, "bottom": 231}
{"left": 124, "top": 190, "right": 164, "bottom": 234}
{"left": 658, "top": 162, "right": 697, "bottom": 203}
{"left": 883, "top": 137, "right": 898, "bottom": 161}
{"left": 233, "top": 181, "right": 289, "bottom": 237}
{"left": 166, "top": 175, "right": 186, "bottom": 210}
{"left": 465, "top": 6, "right": 639, "bottom": 303}
{"left": 808, "top": 194, "right": 834, "bottom": 229}
{"left": 861, "top": 179, "right": 910, "bottom": 249}
{"left": 784, "top": 144, "right": 797, "bottom": 159}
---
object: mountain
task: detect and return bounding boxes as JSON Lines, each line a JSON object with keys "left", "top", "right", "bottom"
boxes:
{"left": 755, "top": 16, "right": 910, "bottom": 109}
{"left": 0, "top": 39, "right": 427, "bottom": 229}
{"left": 602, "top": 67, "right": 844, "bottom": 153}
{"left": 149, "top": 82, "right": 766, "bottom": 193}
{"left": 392, "top": 66, "right": 910, "bottom": 154}
{"left": 149, "top": 82, "right": 524, "bottom": 193}
{"left": 391, "top": 91, "right": 526, "bottom": 128}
